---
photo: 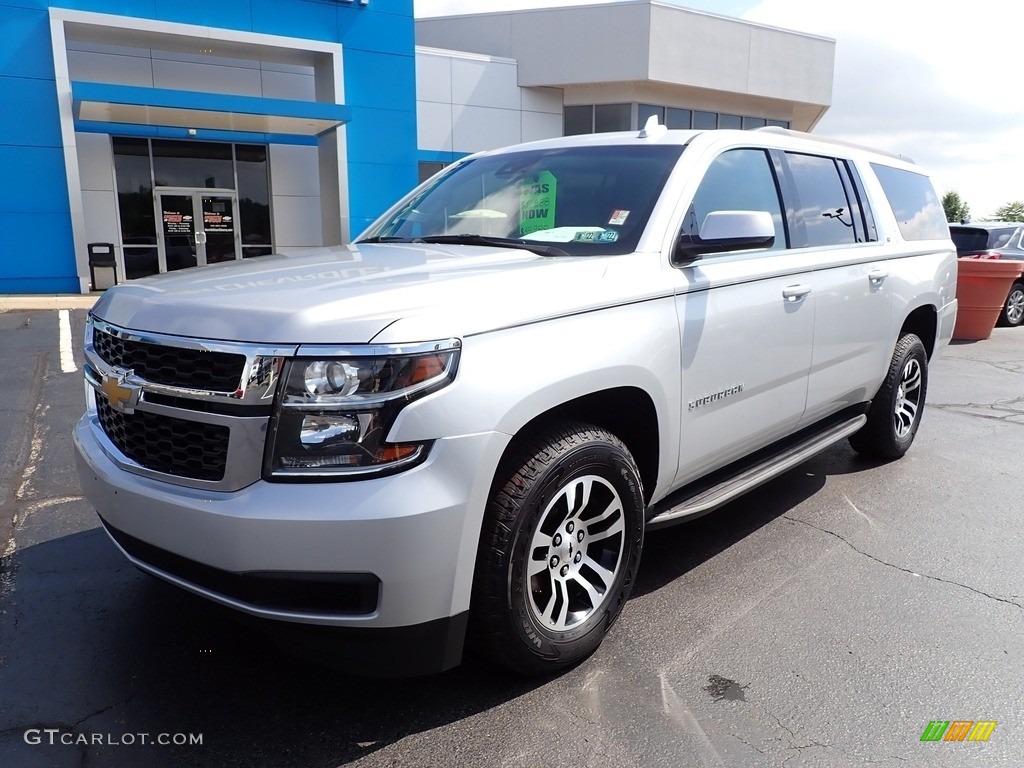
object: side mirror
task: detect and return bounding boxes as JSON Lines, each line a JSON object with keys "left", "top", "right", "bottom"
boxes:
{"left": 674, "top": 210, "right": 776, "bottom": 264}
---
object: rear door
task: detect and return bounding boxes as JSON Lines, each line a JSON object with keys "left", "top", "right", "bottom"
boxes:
{"left": 775, "top": 151, "right": 893, "bottom": 425}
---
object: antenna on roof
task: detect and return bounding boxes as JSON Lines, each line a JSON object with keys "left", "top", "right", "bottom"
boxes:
{"left": 638, "top": 114, "right": 667, "bottom": 139}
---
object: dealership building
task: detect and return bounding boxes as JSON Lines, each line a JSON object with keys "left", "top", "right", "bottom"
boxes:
{"left": 0, "top": 0, "right": 834, "bottom": 294}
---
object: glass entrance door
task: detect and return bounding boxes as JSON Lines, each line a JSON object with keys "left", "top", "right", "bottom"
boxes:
{"left": 156, "top": 189, "right": 240, "bottom": 272}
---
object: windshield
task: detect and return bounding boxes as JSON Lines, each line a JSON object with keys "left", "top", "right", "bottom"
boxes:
{"left": 359, "top": 144, "right": 685, "bottom": 257}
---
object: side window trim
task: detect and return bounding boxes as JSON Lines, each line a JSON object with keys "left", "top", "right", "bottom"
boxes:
{"left": 770, "top": 148, "right": 806, "bottom": 248}
{"left": 834, "top": 161, "right": 865, "bottom": 243}
{"left": 843, "top": 161, "right": 879, "bottom": 242}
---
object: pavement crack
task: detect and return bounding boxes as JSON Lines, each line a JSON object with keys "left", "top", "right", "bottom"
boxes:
{"left": 784, "top": 516, "right": 1024, "bottom": 610}
{"left": 729, "top": 733, "right": 766, "bottom": 754}
{"left": 932, "top": 399, "right": 1024, "bottom": 423}
{"left": 71, "top": 698, "right": 132, "bottom": 729}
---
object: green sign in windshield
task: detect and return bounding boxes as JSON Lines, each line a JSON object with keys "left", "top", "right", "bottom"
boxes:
{"left": 519, "top": 171, "right": 557, "bottom": 236}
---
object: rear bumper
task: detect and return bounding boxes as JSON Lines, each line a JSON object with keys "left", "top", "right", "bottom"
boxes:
{"left": 937, "top": 297, "right": 958, "bottom": 354}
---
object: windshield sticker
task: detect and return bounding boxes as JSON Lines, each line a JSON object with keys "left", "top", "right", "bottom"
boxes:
{"left": 519, "top": 171, "right": 557, "bottom": 236}
{"left": 573, "top": 230, "right": 619, "bottom": 243}
{"left": 608, "top": 209, "right": 630, "bottom": 226}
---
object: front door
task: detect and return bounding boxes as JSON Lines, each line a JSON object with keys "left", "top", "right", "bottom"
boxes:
{"left": 155, "top": 189, "right": 241, "bottom": 272}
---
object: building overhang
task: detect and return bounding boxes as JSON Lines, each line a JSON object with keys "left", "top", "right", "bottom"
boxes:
{"left": 71, "top": 81, "right": 350, "bottom": 136}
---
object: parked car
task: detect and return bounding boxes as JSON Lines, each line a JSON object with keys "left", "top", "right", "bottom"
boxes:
{"left": 74, "top": 123, "right": 957, "bottom": 676}
{"left": 949, "top": 221, "right": 1024, "bottom": 326}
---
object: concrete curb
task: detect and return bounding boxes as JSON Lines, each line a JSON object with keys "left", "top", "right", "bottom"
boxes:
{"left": 0, "top": 294, "right": 100, "bottom": 311}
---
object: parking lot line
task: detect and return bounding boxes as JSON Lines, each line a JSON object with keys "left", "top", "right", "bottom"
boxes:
{"left": 59, "top": 309, "right": 77, "bottom": 373}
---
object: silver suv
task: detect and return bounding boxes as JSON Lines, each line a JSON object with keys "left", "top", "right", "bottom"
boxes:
{"left": 74, "top": 123, "right": 957, "bottom": 675}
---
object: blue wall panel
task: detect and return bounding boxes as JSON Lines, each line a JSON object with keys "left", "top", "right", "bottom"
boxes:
{"left": 0, "top": 212, "right": 77, "bottom": 285}
{"left": 152, "top": 0, "right": 252, "bottom": 30}
{"left": 0, "top": 146, "right": 69, "bottom": 213}
{"left": 250, "top": 0, "right": 338, "bottom": 42}
{"left": 0, "top": 6, "right": 54, "bottom": 79}
{"left": 342, "top": 49, "right": 416, "bottom": 110}
{"left": 0, "top": 75, "right": 62, "bottom": 146}
{"left": 346, "top": 160, "right": 417, "bottom": 232}
{"left": 337, "top": 4, "right": 414, "bottom": 56}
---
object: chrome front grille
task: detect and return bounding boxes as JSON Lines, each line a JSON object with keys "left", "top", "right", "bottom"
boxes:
{"left": 97, "top": 398, "right": 229, "bottom": 481}
{"left": 85, "top": 318, "right": 294, "bottom": 491}
{"left": 93, "top": 327, "right": 247, "bottom": 392}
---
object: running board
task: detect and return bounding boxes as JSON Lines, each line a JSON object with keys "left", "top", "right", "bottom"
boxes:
{"left": 646, "top": 414, "right": 867, "bottom": 530}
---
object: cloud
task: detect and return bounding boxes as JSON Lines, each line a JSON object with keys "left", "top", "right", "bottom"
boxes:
{"left": 742, "top": 0, "right": 1024, "bottom": 217}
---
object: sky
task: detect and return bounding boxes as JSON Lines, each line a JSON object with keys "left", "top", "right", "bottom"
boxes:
{"left": 414, "top": 0, "right": 1021, "bottom": 220}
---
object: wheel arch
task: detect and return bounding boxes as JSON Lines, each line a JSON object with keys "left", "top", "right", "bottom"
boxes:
{"left": 492, "top": 386, "right": 661, "bottom": 505}
{"left": 899, "top": 304, "right": 938, "bottom": 359}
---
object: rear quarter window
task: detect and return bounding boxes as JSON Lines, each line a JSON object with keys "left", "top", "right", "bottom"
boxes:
{"left": 870, "top": 163, "right": 949, "bottom": 241}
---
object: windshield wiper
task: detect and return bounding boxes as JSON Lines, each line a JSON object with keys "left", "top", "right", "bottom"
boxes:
{"left": 415, "top": 234, "right": 572, "bottom": 258}
{"left": 357, "top": 236, "right": 415, "bottom": 243}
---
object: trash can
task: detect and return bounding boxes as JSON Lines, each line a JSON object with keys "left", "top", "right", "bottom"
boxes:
{"left": 88, "top": 243, "right": 118, "bottom": 291}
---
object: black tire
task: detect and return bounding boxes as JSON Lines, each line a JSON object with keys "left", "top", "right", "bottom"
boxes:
{"left": 470, "top": 422, "right": 644, "bottom": 675}
{"left": 998, "top": 281, "right": 1024, "bottom": 327}
{"left": 849, "top": 333, "right": 928, "bottom": 460}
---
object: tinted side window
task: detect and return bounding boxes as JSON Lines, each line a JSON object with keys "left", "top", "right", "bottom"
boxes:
{"left": 685, "top": 148, "right": 785, "bottom": 252}
{"left": 870, "top": 163, "right": 949, "bottom": 241}
{"left": 785, "top": 153, "right": 859, "bottom": 247}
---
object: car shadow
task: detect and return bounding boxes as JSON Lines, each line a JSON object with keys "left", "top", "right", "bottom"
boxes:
{"left": 633, "top": 441, "right": 882, "bottom": 598}
{"left": 0, "top": 443, "right": 883, "bottom": 768}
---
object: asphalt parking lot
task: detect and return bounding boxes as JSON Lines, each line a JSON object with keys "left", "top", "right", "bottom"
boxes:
{"left": 1, "top": 303, "right": 1022, "bottom": 768}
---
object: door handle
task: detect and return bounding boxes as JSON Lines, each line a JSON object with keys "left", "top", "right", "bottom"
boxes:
{"left": 195, "top": 231, "right": 208, "bottom": 245}
{"left": 782, "top": 284, "right": 812, "bottom": 302}
{"left": 868, "top": 268, "right": 888, "bottom": 284}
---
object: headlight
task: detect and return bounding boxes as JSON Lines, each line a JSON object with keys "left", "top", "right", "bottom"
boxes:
{"left": 264, "top": 340, "right": 460, "bottom": 480}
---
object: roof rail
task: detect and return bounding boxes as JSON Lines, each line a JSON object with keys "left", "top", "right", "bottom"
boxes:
{"left": 754, "top": 125, "right": 914, "bottom": 163}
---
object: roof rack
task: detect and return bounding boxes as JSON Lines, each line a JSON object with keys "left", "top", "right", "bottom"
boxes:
{"left": 755, "top": 125, "right": 914, "bottom": 163}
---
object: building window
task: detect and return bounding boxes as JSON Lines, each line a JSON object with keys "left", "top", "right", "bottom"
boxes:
{"left": 638, "top": 104, "right": 664, "bottom": 127}
{"left": 235, "top": 144, "right": 272, "bottom": 258}
{"left": 666, "top": 108, "right": 692, "bottom": 129}
{"left": 564, "top": 105, "right": 593, "bottom": 136}
{"left": 718, "top": 114, "right": 742, "bottom": 130}
{"left": 563, "top": 103, "right": 788, "bottom": 136}
{"left": 692, "top": 110, "right": 717, "bottom": 130}
{"left": 112, "top": 137, "right": 158, "bottom": 280}
{"left": 418, "top": 161, "right": 446, "bottom": 184}
{"left": 152, "top": 139, "right": 233, "bottom": 189}
{"left": 594, "top": 104, "right": 631, "bottom": 133}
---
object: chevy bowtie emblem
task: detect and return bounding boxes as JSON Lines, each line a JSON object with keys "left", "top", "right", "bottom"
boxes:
{"left": 100, "top": 368, "right": 142, "bottom": 413}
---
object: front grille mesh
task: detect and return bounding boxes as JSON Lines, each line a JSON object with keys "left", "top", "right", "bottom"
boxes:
{"left": 97, "top": 398, "right": 229, "bottom": 481}
{"left": 94, "top": 329, "right": 246, "bottom": 392}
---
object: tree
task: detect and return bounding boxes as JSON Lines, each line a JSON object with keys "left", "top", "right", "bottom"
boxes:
{"left": 992, "top": 201, "right": 1024, "bottom": 222}
{"left": 941, "top": 191, "right": 970, "bottom": 223}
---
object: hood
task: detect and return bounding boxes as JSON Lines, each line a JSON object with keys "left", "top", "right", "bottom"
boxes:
{"left": 91, "top": 243, "right": 661, "bottom": 345}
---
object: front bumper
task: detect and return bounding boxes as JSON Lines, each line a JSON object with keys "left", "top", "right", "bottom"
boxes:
{"left": 74, "top": 413, "right": 509, "bottom": 673}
